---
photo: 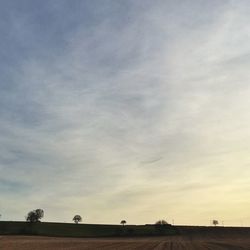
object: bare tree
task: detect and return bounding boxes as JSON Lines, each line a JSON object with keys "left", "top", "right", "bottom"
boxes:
{"left": 73, "top": 215, "right": 82, "bottom": 224}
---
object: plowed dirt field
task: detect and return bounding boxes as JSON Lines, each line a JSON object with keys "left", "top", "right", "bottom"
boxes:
{"left": 1, "top": 234, "right": 250, "bottom": 250}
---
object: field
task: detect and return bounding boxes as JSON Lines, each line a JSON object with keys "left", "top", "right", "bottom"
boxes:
{"left": 2, "top": 226, "right": 250, "bottom": 249}
{"left": 1, "top": 234, "right": 250, "bottom": 249}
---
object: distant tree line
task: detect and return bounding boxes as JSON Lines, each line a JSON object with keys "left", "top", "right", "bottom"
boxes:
{"left": 21, "top": 209, "right": 171, "bottom": 228}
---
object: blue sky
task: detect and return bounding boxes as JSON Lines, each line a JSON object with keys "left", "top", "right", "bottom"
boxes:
{"left": 1, "top": 0, "right": 250, "bottom": 226}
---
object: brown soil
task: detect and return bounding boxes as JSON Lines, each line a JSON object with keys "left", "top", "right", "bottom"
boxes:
{"left": 1, "top": 234, "right": 250, "bottom": 250}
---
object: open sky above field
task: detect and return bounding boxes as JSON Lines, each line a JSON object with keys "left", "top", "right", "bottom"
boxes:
{"left": 1, "top": 0, "right": 250, "bottom": 226}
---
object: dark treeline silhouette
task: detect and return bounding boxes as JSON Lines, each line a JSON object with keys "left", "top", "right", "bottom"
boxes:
{"left": 26, "top": 209, "right": 44, "bottom": 223}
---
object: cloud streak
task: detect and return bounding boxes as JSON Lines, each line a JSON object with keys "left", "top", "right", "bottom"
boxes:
{"left": 1, "top": 0, "right": 250, "bottom": 225}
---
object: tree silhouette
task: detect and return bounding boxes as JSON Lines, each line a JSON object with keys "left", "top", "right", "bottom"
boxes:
{"left": 155, "top": 219, "right": 169, "bottom": 235}
{"left": 26, "top": 209, "right": 44, "bottom": 223}
{"left": 155, "top": 220, "right": 168, "bottom": 225}
{"left": 120, "top": 220, "right": 126, "bottom": 226}
{"left": 212, "top": 220, "right": 219, "bottom": 226}
{"left": 73, "top": 215, "right": 82, "bottom": 224}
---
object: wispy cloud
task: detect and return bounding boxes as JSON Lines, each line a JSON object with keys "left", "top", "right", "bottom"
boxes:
{"left": 1, "top": 0, "right": 250, "bottom": 225}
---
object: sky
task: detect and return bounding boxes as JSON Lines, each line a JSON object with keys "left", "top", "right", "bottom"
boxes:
{"left": 1, "top": 0, "right": 250, "bottom": 226}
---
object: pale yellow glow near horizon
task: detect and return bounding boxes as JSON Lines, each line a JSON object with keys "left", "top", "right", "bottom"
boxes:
{"left": 1, "top": 1, "right": 250, "bottom": 226}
